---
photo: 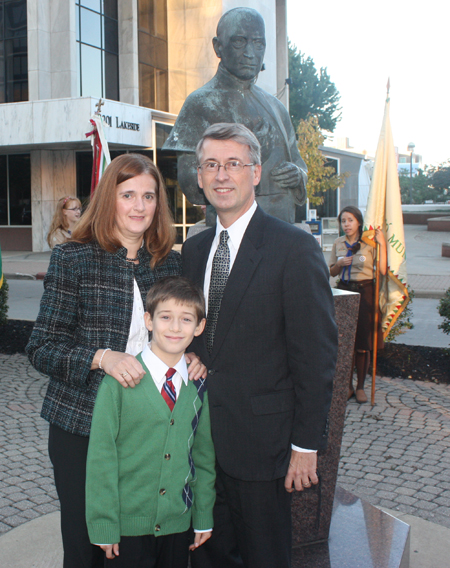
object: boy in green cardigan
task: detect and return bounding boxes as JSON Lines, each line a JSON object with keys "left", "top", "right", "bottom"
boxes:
{"left": 86, "top": 276, "right": 216, "bottom": 567}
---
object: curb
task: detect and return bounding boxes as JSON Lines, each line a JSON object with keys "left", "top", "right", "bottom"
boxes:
{"left": 4, "top": 273, "right": 36, "bottom": 281}
{"left": 413, "top": 290, "right": 447, "bottom": 300}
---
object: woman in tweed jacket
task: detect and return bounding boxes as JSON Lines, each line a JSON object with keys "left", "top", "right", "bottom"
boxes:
{"left": 27, "top": 154, "right": 204, "bottom": 568}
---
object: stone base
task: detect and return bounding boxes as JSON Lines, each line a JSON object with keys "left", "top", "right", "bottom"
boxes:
{"left": 292, "top": 486, "right": 410, "bottom": 568}
{"left": 427, "top": 217, "right": 450, "bottom": 232}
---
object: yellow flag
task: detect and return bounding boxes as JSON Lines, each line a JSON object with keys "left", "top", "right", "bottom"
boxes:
{"left": 363, "top": 93, "right": 409, "bottom": 339}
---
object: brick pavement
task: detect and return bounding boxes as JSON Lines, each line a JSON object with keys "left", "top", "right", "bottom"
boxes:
{"left": 0, "top": 354, "right": 58, "bottom": 535}
{"left": 340, "top": 375, "right": 450, "bottom": 529}
{"left": 1, "top": 353, "right": 450, "bottom": 538}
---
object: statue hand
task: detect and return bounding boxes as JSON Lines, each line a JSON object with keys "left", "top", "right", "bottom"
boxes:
{"left": 270, "top": 162, "right": 302, "bottom": 189}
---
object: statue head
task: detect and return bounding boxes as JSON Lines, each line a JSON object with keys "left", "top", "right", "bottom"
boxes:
{"left": 213, "top": 8, "right": 266, "bottom": 82}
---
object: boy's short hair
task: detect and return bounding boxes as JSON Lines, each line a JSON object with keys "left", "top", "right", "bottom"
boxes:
{"left": 146, "top": 276, "right": 206, "bottom": 322}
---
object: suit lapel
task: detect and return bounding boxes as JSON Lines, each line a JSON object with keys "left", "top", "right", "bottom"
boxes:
{"left": 190, "top": 228, "right": 215, "bottom": 288}
{"left": 209, "top": 207, "right": 265, "bottom": 361}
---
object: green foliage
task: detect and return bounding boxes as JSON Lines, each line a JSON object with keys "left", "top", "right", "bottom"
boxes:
{"left": 385, "top": 286, "right": 415, "bottom": 343}
{"left": 288, "top": 41, "right": 341, "bottom": 134}
{"left": 296, "top": 116, "right": 349, "bottom": 206}
{"left": 398, "top": 169, "right": 442, "bottom": 204}
{"left": 0, "top": 278, "right": 9, "bottom": 326}
{"left": 438, "top": 288, "right": 450, "bottom": 336}
{"left": 428, "top": 162, "right": 450, "bottom": 193}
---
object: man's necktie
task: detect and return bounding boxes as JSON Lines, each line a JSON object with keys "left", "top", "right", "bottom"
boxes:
{"left": 162, "top": 367, "right": 176, "bottom": 411}
{"left": 205, "top": 230, "right": 230, "bottom": 353}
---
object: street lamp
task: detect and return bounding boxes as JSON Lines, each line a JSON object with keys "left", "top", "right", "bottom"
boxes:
{"left": 407, "top": 142, "right": 415, "bottom": 204}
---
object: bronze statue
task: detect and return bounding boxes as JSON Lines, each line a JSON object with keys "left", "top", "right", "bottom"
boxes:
{"left": 163, "top": 7, "right": 307, "bottom": 224}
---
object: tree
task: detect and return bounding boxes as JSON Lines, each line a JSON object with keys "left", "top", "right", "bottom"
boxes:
{"left": 288, "top": 41, "right": 341, "bottom": 133}
{"left": 398, "top": 169, "right": 436, "bottom": 204}
{"left": 297, "top": 116, "right": 349, "bottom": 206}
{"left": 427, "top": 162, "right": 450, "bottom": 199}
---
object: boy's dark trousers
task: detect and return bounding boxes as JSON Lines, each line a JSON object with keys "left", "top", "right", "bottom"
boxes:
{"left": 104, "top": 532, "right": 190, "bottom": 568}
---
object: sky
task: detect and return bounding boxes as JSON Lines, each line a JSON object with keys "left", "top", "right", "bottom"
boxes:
{"left": 286, "top": 0, "right": 450, "bottom": 167}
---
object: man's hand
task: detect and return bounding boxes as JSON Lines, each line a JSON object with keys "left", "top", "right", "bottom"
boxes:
{"left": 185, "top": 352, "right": 207, "bottom": 380}
{"left": 270, "top": 162, "right": 302, "bottom": 189}
{"left": 284, "top": 450, "right": 318, "bottom": 493}
{"left": 189, "top": 531, "right": 212, "bottom": 551}
{"left": 99, "top": 543, "right": 119, "bottom": 559}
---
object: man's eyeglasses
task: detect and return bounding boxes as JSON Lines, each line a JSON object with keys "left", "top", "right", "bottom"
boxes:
{"left": 198, "top": 161, "right": 255, "bottom": 174}
{"left": 66, "top": 207, "right": 82, "bottom": 212}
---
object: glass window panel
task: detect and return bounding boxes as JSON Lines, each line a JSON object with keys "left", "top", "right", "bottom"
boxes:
{"left": 4, "top": 0, "right": 27, "bottom": 39}
{"left": 175, "top": 227, "right": 183, "bottom": 245}
{"left": 138, "top": 0, "right": 151, "bottom": 34}
{"left": 80, "top": 7, "right": 101, "bottom": 48}
{"left": 0, "top": 155, "right": 7, "bottom": 225}
{"left": 139, "top": 63, "right": 154, "bottom": 109}
{"left": 155, "top": 123, "right": 172, "bottom": 149}
{"left": 103, "top": 16, "right": 118, "bottom": 53}
{"left": 80, "top": 0, "right": 100, "bottom": 12}
{"left": 103, "top": 0, "right": 118, "bottom": 20}
{"left": 81, "top": 44, "right": 102, "bottom": 98}
{"left": 76, "top": 6, "right": 80, "bottom": 41}
{"left": 104, "top": 51, "right": 118, "bottom": 101}
{"left": 154, "top": 0, "right": 167, "bottom": 39}
{"left": 138, "top": 32, "right": 153, "bottom": 66}
{"left": 0, "top": 41, "right": 5, "bottom": 102}
{"left": 8, "top": 154, "right": 31, "bottom": 226}
{"left": 76, "top": 42, "right": 81, "bottom": 95}
{"left": 0, "top": 4, "right": 4, "bottom": 41}
{"left": 155, "top": 68, "right": 168, "bottom": 112}
{"left": 154, "top": 37, "right": 168, "bottom": 69}
{"left": 76, "top": 152, "right": 93, "bottom": 206}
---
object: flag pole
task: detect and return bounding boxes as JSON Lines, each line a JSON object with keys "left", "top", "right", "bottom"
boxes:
{"left": 371, "top": 241, "right": 380, "bottom": 406}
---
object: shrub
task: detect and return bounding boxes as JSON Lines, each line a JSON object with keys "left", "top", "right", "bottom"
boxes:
{"left": 438, "top": 288, "right": 450, "bottom": 335}
{"left": 0, "top": 278, "right": 9, "bottom": 326}
{"left": 385, "top": 285, "right": 415, "bottom": 343}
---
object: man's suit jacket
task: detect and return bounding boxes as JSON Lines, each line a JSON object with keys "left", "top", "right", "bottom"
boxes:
{"left": 182, "top": 206, "right": 338, "bottom": 482}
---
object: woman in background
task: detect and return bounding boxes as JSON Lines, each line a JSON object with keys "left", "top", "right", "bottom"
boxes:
{"left": 329, "top": 206, "right": 387, "bottom": 404}
{"left": 47, "top": 196, "right": 82, "bottom": 248}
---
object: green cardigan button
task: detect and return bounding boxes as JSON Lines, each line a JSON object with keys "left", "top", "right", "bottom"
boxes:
{"left": 165, "top": 453, "right": 171, "bottom": 460}
{"left": 155, "top": 524, "right": 161, "bottom": 531}
{"left": 169, "top": 418, "right": 175, "bottom": 425}
{"left": 160, "top": 488, "right": 166, "bottom": 495}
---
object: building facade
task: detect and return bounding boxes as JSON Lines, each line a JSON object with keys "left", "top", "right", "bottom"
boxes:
{"left": 0, "top": 0, "right": 288, "bottom": 251}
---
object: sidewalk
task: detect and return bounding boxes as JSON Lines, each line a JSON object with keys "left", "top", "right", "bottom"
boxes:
{"left": 4, "top": 224, "right": 450, "bottom": 298}
{"left": 1, "top": 355, "right": 450, "bottom": 567}
{"left": 1, "top": 224, "right": 450, "bottom": 566}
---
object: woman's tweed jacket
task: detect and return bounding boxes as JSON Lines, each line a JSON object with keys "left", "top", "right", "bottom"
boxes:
{"left": 26, "top": 241, "right": 182, "bottom": 437}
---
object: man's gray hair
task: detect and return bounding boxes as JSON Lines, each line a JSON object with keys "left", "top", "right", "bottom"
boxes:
{"left": 196, "top": 123, "right": 261, "bottom": 166}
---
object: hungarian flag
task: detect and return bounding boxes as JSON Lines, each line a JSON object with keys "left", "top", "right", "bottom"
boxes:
{"left": 86, "top": 114, "right": 111, "bottom": 196}
{"left": 363, "top": 90, "right": 409, "bottom": 339}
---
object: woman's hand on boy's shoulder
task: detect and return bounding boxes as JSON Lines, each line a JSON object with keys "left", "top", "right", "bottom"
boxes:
{"left": 189, "top": 530, "right": 212, "bottom": 551}
{"left": 185, "top": 352, "right": 207, "bottom": 381}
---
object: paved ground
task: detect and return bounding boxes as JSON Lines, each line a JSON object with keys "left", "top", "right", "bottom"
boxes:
{"left": 1, "top": 223, "right": 449, "bottom": 565}
{"left": 2, "top": 355, "right": 450, "bottom": 566}
{"left": 0, "top": 355, "right": 59, "bottom": 535}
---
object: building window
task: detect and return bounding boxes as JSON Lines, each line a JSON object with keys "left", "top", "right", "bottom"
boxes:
{"left": 138, "top": 0, "right": 168, "bottom": 111}
{"left": 0, "top": 0, "right": 28, "bottom": 103}
{"left": 0, "top": 154, "right": 31, "bottom": 226}
{"left": 76, "top": 0, "right": 119, "bottom": 100}
{"left": 155, "top": 123, "right": 204, "bottom": 244}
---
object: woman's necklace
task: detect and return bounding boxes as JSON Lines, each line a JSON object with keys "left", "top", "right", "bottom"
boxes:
{"left": 126, "top": 256, "right": 139, "bottom": 262}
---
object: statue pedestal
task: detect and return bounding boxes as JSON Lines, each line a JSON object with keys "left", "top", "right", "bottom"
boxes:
{"left": 291, "top": 289, "right": 410, "bottom": 567}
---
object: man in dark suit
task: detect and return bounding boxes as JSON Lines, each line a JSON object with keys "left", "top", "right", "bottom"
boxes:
{"left": 183, "top": 123, "right": 338, "bottom": 568}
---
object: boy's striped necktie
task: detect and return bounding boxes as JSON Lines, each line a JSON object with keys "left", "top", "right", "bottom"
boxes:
{"left": 162, "top": 368, "right": 177, "bottom": 411}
